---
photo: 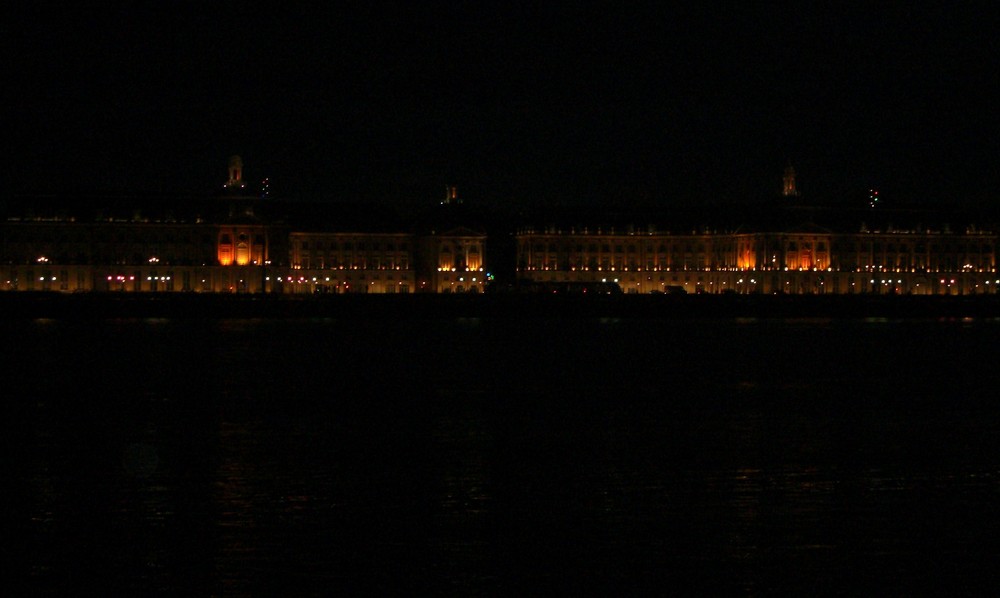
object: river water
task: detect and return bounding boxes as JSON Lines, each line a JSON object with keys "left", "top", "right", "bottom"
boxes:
{"left": 10, "top": 315, "right": 1000, "bottom": 595}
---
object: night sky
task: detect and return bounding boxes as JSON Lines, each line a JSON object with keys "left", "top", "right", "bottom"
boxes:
{"left": 6, "top": 3, "right": 999, "bottom": 210}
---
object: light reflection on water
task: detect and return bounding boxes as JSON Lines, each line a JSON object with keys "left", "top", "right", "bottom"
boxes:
{"left": 12, "top": 317, "right": 1000, "bottom": 595}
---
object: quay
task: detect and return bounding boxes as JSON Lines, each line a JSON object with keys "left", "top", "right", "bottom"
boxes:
{"left": 3, "top": 291, "right": 1000, "bottom": 320}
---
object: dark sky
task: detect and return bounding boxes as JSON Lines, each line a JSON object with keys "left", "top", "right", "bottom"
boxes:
{"left": 5, "top": 2, "right": 999, "bottom": 210}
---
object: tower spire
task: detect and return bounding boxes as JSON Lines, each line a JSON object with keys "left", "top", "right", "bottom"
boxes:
{"left": 442, "top": 185, "right": 461, "bottom": 205}
{"left": 226, "top": 155, "right": 244, "bottom": 188}
{"left": 782, "top": 163, "right": 799, "bottom": 197}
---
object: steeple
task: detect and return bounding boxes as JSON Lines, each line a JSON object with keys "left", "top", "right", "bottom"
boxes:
{"left": 442, "top": 185, "right": 461, "bottom": 205}
{"left": 226, "top": 155, "right": 245, "bottom": 189}
{"left": 782, "top": 163, "right": 799, "bottom": 197}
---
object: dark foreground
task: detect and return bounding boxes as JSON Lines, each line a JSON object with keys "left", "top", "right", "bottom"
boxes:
{"left": 12, "top": 316, "right": 1000, "bottom": 595}
{"left": 4, "top": 291, "right": 1000, "bottom": 319}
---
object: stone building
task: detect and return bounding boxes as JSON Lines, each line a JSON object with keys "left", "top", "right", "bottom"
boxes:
{"left": 1, "top": 157, "right": 486, "bottom": 294}
{"left": 514, "top": 184, "right": 999, "bottom": 296}
{"left": 4, "top": 159, "right": 996, "bottom": 296}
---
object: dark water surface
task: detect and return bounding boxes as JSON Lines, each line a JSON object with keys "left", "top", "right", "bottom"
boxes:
{"left": 9, "top": 316, "right": 1000, "bottom": 595}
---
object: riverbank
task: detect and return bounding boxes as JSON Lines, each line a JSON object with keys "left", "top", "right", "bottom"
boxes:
{"left": 4, "top": 291, "right": 1000, "bottom": 319}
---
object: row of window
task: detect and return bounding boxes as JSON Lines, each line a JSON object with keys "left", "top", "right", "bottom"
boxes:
{"left": 523, "top": 240, "right": 995, "bottom": 255}
{"left": 5, "top": 231, "right": 219, "bottom": 245}
{"left": 295, "top": 240, "right": 411, "bottom": 251}
{"left": 296, "top": 259, "right": 411, "bottom": 270}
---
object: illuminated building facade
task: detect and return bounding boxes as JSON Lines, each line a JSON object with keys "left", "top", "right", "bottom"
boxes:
{"left": 3, "top": 159, "right": 998, "bottom": 296}
{"left": 512, "top": 165, "right": 1000, "bottom": 296}
{"left": 420, "top": 227, "right": 487, "bottom": 293}
{"left": 0, "top": 158, "right": 486, "bottom": 294}
{"left": 0, "top": 217, "right": 276, "bottom": 294}
{"left": 287, "top": 231, "right": 416, "bottom": 294}
{"left": 516, "top": 223, "right": 999, "bottom": 295}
